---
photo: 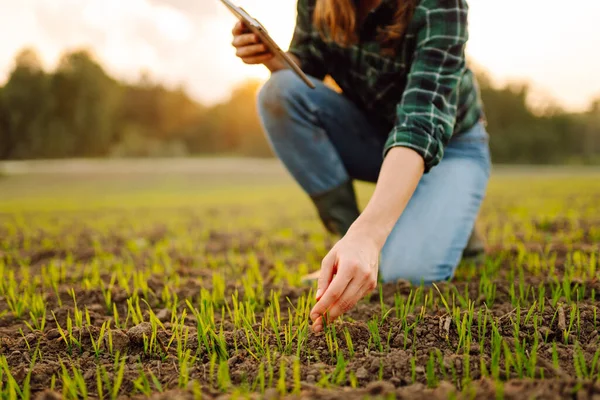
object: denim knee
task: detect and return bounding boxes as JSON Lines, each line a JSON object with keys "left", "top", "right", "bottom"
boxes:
{"left": 257, "top": 70, "right": 309, "bottom": 121}
{"left": 379, "top": 251, "right": 453, "bottom": 286}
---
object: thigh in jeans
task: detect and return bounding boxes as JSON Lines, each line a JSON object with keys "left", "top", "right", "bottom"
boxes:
{"left": 379, "top": 122, "right": 492, "bottom": 285}
{"left": 257, "top": 70, "right": 386, "bottom": 195}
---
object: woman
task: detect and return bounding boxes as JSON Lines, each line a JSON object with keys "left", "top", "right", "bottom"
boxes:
{"left": 231, "top": 0, "right": 491, "bottom": 332}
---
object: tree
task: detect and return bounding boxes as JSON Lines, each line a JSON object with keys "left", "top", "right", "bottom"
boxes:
{"left": 0, "top": 48, "right": 54, "bottom": 159}
{"left": 50, "top": 49, "right": 122, "bottom": 157}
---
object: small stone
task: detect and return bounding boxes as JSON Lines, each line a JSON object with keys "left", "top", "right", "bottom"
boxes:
{"left": 81, "top": 351, "right": 90, "bottom": 359}
{"left": 356, "top": 367, "right": 369, "bottom": 380}
{"left": 306, "top": 374, "right": 316, "bottom": 384}
{"left": 405, "top": 338, "right": 413, "bottom": 347}
{"left": 127, "top": 323, "right": 152, "bottom": 344}
{"left": 469, "top": 345, "right": 480, "bottom": 355}
{"left": 155, "top": 309, "right": 170, "bottom": 322}
{"left": 390, "top": 376, "right": 401, "bottom": 387}
{"left": 415, "top": 366, "right": 425, "bottom": 374}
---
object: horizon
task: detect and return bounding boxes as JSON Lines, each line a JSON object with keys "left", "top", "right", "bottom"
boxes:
{"left": 1, "top": 0, "right": 599, "bottom": 111}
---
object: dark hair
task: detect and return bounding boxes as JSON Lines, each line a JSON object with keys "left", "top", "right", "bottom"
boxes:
{"left": 313, "top": 0, "right": 417, "bottom": 55}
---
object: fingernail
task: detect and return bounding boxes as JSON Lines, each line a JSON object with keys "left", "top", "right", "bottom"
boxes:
{"left": 316, "top": 289, "right": 322, "bottom": 299}
{"left": 312, "top": 323, "right": 322, "bottom": 333}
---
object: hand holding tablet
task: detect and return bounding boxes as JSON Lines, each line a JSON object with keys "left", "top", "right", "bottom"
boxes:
{"left": 223, "top": 0, "right": 315, "bottom": 89}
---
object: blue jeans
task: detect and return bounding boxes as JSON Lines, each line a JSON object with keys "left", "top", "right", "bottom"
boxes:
{"left": 257, "top": 70, "right": 492, "bottom": 285}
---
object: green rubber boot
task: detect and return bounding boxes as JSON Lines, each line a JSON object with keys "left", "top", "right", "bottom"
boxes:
{"left": 462, "top": 225, "right": 486, "bottom": 262}
{"left": 309, "top": 180, "right": 360, "bottom": 237}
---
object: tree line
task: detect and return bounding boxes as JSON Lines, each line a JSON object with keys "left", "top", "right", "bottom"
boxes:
{"left": 1, "top": 48, "right": 599, "bottom": 164}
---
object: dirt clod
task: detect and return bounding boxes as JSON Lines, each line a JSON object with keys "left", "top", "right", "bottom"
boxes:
{"left": 356, "top": 367, "right": 369, "bottom": 380}
{"left": 33, "top": 390, "right": 62, "bottom": 400}
{"left": 127, "top": 323, "right": 152, "bottom": 344}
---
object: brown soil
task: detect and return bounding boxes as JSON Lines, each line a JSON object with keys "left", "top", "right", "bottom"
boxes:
{"left": 1, "top": 220, "right": 600, "bottom": 399}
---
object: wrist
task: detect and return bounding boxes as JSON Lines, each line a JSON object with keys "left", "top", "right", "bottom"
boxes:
{"left": 264, "top": 58, "right": 283, "bottom": 72}
{"left": 346, "top": 218, "right": 390, "bottom": 251}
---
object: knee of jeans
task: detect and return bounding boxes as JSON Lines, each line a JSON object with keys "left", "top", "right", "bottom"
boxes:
{"left": 257, "top": 69, "right": 307, "bottom": 121}
{"left": 379, "top": 249, "right": 454, "bottom": 286}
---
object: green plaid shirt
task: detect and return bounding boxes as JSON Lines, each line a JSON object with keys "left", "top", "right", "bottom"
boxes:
{"left": 288, "top": 0, "right": 485, "bottom": 172}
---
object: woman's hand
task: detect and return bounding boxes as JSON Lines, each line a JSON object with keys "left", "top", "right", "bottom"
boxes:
{"left": 308, "top": 147, "right": 425, "bottom": 333}
{"left": 231, "top": 21, "right": 285, "bottom": 72}
{"left": 309, "top": 229, "right": 379, "bottom": 333}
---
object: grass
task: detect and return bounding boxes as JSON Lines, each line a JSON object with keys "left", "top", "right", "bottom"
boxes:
{"left": 0, "top": 161, "right": 599, "bottom": 398}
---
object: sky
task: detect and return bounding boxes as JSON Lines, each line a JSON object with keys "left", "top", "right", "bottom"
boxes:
{"left": 0, "top": 0, "right": 599, "bottom": 111}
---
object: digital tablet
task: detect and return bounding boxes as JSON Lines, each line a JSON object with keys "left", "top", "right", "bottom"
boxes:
{"left": 220, "top": 0, "right": 316, "bottom": 89}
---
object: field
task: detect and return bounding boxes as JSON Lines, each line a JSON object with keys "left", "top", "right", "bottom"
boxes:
{"left": 1, "top": 159, "right": 600, "bottom": 399}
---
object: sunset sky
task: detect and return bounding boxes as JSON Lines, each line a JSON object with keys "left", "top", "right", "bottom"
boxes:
{"left": 1, "top": 0, "right": 599, "bottom": 111}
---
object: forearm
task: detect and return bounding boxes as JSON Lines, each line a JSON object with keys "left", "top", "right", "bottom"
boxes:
{"left": 348, "top": 146, "right": 425, "bottom": 249}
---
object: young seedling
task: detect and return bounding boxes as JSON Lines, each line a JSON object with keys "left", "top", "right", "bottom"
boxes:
{"left": 426, "top": 351, "right": 438, "bottom": 388}
{"left": 367, "top": 318, "right": 383, "bottom": 353}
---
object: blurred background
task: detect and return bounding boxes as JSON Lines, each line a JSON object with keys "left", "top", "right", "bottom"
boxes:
{"left": 0, "top": 0, "right": 599, "bottom": 164}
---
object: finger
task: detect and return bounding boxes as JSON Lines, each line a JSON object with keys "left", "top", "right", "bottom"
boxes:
{"left": 317, "top": 250, "right": 336, "bottom": 300}
{"left": 324, "top": 278, "right": 365, "bottom": 323}
{"left": 311, "top": 315, "right": 324, "bottom": 333}
{"left": 232, "top": 33, "right": 259, "bottom": 48}
{"left": 236, "top": 44, "right": 268, "bottom": 58}
{"left": 310, "top": 266, "right": 352, "bottom": 323}
{"left": 241, "top": 53, "right": 274, "bottom": 65}
{"left": 232, "top": 21, "right": 249, "bottom": 35}
{"left": 312, "top": 278, "right": 363, "bottom": 333}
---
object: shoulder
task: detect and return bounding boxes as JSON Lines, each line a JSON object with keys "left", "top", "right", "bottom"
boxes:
{"left": 409, "top": 0, "right": 469, "bottom": 37}
{"left": 410, "top": 0, "right": 469, "bottom": 23}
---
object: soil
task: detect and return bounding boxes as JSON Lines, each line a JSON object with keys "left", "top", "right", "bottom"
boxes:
{"left": 1, "top": 218, "right": 600, "bottom": 399}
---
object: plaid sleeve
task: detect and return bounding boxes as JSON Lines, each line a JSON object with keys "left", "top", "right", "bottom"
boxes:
{"left": 383, "top": 0, "right": 469, "bottom": 172}
{"left": 287, "top": 0, "right": 328, "bottom": 80}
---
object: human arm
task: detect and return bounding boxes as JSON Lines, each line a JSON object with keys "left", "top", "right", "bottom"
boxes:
{"left": 309, "top": 0, "right": 470, "bottom": 332}
{"left": 310, "top": 147, "right": 424, "bottom": 332}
